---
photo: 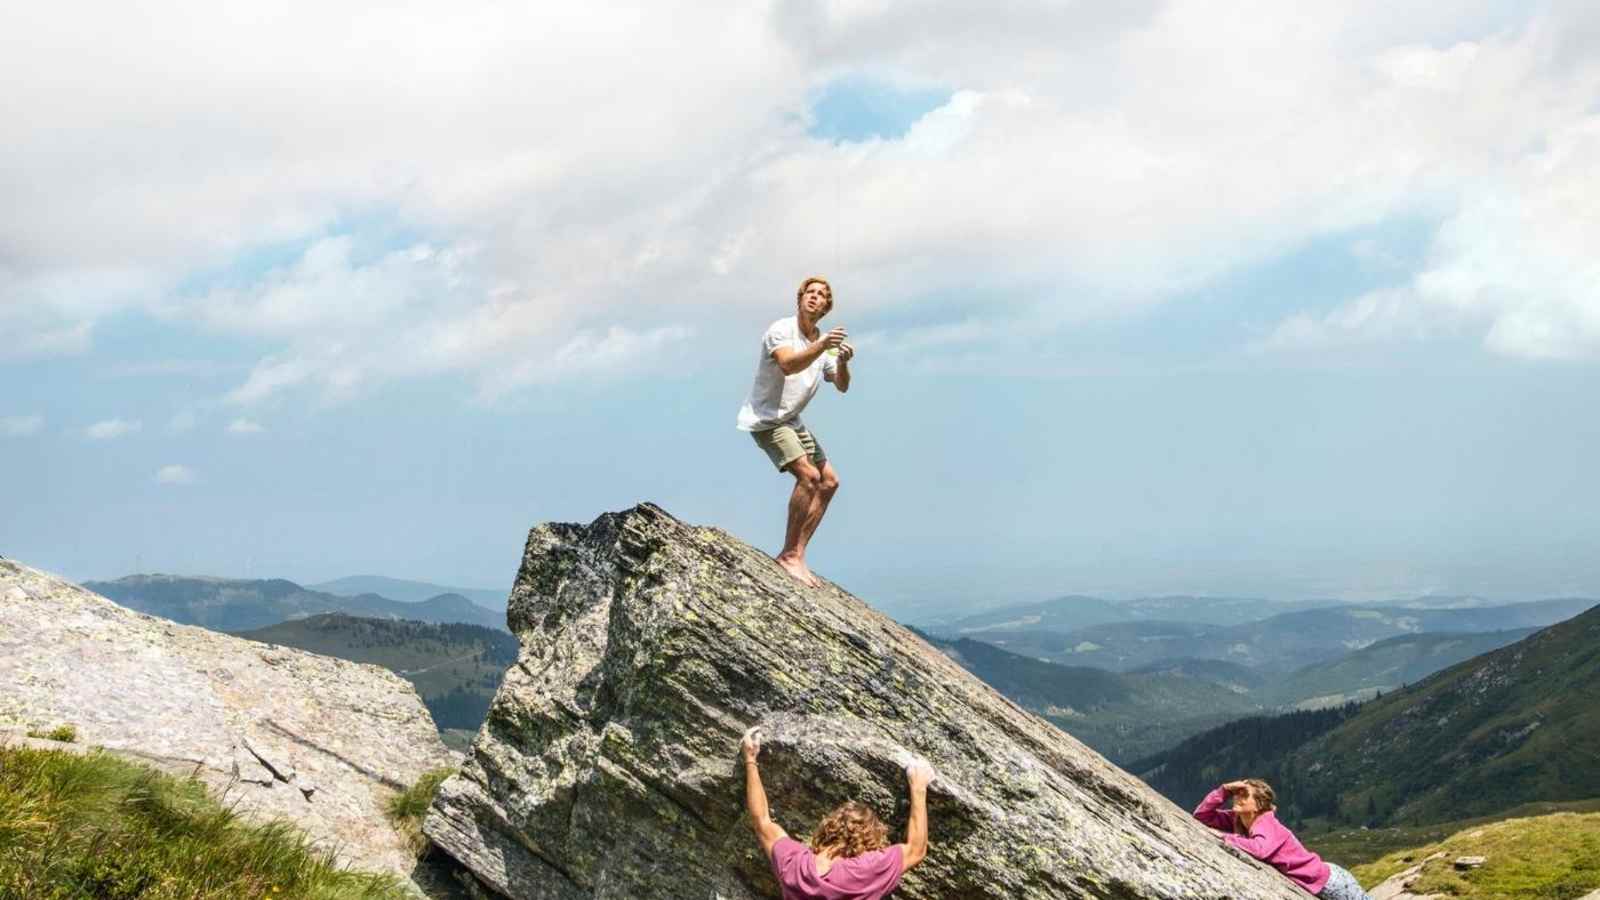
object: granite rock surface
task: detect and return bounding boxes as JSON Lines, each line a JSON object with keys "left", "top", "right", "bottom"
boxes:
{"left": 424, "top": 504, "right": 1308, "bottom": 899}
{"left": 0, "top": 558, "right": 458, "bottom": 877}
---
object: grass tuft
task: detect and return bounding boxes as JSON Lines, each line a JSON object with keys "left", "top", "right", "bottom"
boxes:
{"left": 0, "top": 743, "right": 409, "bottom": 899}
{"left": 26, "top": 724, "right": 77, "bottom": 743}
{"left": 385, "top": 767, "right": 455, "bottom": 859}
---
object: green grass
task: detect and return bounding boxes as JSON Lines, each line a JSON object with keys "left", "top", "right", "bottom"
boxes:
{"left": 1343, "top": 809, "right": 1600, "bottom": 899}
{"left": 384, "top": 767, "right": 455, "bottom": 859}
{"left": 0, "top": 743, "right": 410, "bottom": 899}
{"left": 26, "top": 724, "right": 78, "bottom": 743}
{"left": 1307, "top": 798, "right": 1600, "bottom": 869}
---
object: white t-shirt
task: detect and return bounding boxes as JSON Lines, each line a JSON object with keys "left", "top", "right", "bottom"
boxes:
{"left": 735, "top": 316, "right": 839, "bottom": 432}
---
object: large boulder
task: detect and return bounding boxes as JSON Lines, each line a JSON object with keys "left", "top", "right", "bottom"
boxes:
{"left": 424, "top": 505, "right": 1307, "bottom": 899}
{"left": 0, "top": 558, "right": 458, "bottom": 877}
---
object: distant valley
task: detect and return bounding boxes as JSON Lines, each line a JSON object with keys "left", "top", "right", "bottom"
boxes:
{"left": 921, "top": 632, "right": 1263, "bottom": 763}
{"left": 1260, "top": 628, "right": 1538, "bottom": 708}
{"left": 913, "top": 594, "right": 1590, "bottom": 764}
{"left": 920, "top": 625, "right": 1541, "bottom": 764}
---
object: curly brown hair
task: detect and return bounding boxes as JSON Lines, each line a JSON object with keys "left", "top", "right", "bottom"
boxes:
{"left": 808, "top": 801, "right": 890, "bottom": 858}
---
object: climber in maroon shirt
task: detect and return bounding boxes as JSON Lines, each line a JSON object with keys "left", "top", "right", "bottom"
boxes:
{"left": 741, "top": 726, "right": 932, "bottom": 900}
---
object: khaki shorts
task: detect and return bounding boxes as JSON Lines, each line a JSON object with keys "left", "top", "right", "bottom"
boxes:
{"left": 751, "top": 423, "right": 827, "bottom": 472}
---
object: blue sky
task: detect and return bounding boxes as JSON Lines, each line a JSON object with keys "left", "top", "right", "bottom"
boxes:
{"left": 4, "top": 1, "right": 1599, "bottom": 620}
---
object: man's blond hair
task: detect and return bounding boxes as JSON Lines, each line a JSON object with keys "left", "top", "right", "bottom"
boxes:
{"left": 796, "top": 276, "right": 833, "bottom": 315}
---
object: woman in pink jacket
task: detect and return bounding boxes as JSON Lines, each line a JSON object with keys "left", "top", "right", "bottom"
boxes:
{"left": 1194, "top": 779, "right": 1372, "bottom": 900}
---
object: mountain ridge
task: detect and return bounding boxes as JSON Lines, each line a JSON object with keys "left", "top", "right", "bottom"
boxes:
{"left": 84, "top": 573, "right": 506, "bottom": 632}
{"left": 310, "top": 574, "right": 508, "bottom": 611}
{"left": 960, "top": 598, "right": 1594, "bottom": 672}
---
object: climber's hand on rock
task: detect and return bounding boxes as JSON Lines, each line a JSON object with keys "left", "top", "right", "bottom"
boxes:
{"left": 906, "top": 759, "right": 935, "bottom": 792}
{"left": 741, "top": 726, "right": 762, "bottom": 764}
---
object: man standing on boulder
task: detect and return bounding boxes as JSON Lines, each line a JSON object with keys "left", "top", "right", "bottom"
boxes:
{"left": 736, "top": 276, "right": 853, "bottom": 587}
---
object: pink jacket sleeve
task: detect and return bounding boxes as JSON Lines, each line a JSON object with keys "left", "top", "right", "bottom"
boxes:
{"left": 1223, "top": 825, "right": 1288, "bottom": 861}
{"left": 1192, "top": 786, "right": 1237, "bottom": 833}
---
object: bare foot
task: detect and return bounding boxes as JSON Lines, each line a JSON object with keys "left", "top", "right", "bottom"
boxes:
{"left": 802, "top": 567, "right": 823, "bottom": 588}
{"left": 775, "top": 554, "right": 813, "bottom": 586}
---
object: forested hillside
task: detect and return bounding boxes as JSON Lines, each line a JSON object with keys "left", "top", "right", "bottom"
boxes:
{"left": 923, "top": 633, "right": 1265, "bottom": 762}
{"left": 1134, "top": 603, "right": 1600, "bottom": 831}
{"left": 1130, "top": 704, "right": 1362, "bottom": 827}
{"left": 235, "top": 614, "right": 518, "bottom": 731}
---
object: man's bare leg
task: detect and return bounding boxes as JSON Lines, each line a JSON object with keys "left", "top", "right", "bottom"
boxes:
{"left": 793, "top": 461, "right": 839, "bottom": 584}
{"left": 775, "top": 457, "right": 823, "bottom": 586}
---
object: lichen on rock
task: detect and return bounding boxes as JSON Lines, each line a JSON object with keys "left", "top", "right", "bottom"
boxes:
{"left": 424, "top": 504, "right": 1307, "bottom": 899}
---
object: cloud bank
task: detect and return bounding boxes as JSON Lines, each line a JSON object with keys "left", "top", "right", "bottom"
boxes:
{"left": 4, "top": 0, "right": 1597, "bottom": 405}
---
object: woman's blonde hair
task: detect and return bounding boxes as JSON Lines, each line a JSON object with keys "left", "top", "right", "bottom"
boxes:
{"left": 1242, "top": 779, "right": 1276, "bottom": 811}
{"left": 1231, "top": 779, "right": 1277, "bottom": 835}
{"left": 796, "top": 276, "right": 833, "bottom": 314}
{"left": 808, "top": 801, "right": 889, "bottom": 858}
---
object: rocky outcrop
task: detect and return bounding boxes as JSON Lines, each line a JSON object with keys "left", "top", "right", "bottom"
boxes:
{"left": 424, "top": 504, "right": 1307, "bottom": 899}
{"left": 1367, "top": 852, "right": 1445, "bottom": 900}
{"left": 0, "top": 558, "right": 458, "bottom": 877}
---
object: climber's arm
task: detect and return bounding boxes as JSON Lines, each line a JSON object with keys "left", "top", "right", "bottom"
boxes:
{"left": 742, "top": 727, "right": 788, "bottom": 854}
{"left": 899, "top": 760, "right": 933, "bottom": 870}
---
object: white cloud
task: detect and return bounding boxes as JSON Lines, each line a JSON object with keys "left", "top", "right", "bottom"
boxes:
{"left": 226, "top": 418, "right": 264, "bottom": 434}
{"left": 4, "top": 0, "right": 1599, "bottom": 391}
{"left": 1, "top": 415, "right": 44, "bottom": 436}
{"left": 1266, "top": 115, "right": 1600, "bottom": 359}
{"left": 484, "top": 325, "right": 696, "bottom": 400}
{"left": 85, "top": 419, "right": 142, "bottom": 440}
{"left": 155, "top": 464, "right": 196, "bottom": 485}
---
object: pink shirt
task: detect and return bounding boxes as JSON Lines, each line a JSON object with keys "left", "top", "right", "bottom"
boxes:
{"left": 769, "top": 836, "right": 905, "bottom": 900}
{"left": 1193, "top": 786, "right": 1330, "bottom": 895}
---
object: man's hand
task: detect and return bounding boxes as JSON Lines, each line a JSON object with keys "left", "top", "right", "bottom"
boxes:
{"left": 821, "top": 327, "right": 848, "bottom": 350}
{"left": 836, "top": 341, "right": 854, "bottom": 363}
{"left": 741, "top": 726, "right": 762, "bottom": 765}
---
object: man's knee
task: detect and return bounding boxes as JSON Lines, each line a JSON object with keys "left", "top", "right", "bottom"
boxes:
{"left": 820, "top": 469, "right": 840, "bottom": 495}
{"left": 787, "top": 459, "right": 823, "bottom": 489}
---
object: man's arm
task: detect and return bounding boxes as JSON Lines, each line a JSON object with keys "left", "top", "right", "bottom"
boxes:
{"left": 742, "top": 728, "right": 787, "bottom": 855}
{"left": 827, "top": 343, "right": 852, "bottom": 393}
{"left": 773, "top": 327, "right": 847, "bottom": 375}
{"left": 898, "top": 760, "right": 933, "bottom": 871}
